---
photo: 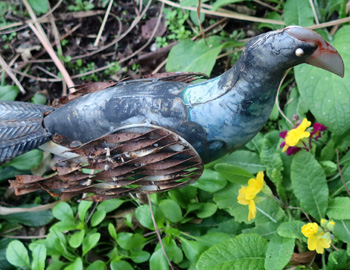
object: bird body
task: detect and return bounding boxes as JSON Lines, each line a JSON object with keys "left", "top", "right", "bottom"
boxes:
{"left": 0, "top": 26, "right": 344, "bottom": 166}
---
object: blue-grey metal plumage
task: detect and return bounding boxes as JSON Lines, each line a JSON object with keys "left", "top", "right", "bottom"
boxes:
{"left": 0, "top": 101, "right": 52, "bottom": 163}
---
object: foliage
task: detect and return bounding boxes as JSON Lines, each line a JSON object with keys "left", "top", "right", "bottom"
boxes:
{"left": 1, "top": 0, "right": 350, "bottom": 270}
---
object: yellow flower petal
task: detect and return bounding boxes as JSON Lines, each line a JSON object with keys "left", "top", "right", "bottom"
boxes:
{"left": 285, "top": 118, "right": 311, "bottom": 147}
{"left": 301, "top": 223, "right": 319, "bottom": 237}
{"left": 248, "top": 200, "right": 256, "bottom": 221}
{"left": 237, "top": 186, "right": 249, "bottom": 205}
{"left": 307, "top": 232, "right": 331, "bottom": 254}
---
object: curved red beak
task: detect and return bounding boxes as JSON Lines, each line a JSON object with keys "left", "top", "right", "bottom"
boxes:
{"left": 285, "top": 26, "right": 344, "bottom": 78}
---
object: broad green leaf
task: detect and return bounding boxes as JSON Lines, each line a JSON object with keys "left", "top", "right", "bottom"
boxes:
{"left": 192, "top": 169, "right": 227, "bottom": 192}
{"left": 265, "top": 234, "right": 294, "bottom": 270}
{"left": 69, "top": 230, "right": 85, "bottom": 248}
{"left": 219, "top": 150, "right": 266, "bottom": 174}
{"left": 243, "top": 222, "right": 279, "bottom": 240}
{"left": 28, "top": 0, "right": 49, "bottom": 13}
{"left": 6, "top": 149, "right": 43, "bottom": 170}
{"left": 82, "top": 233, "right": 100, "bottom": 256}
{"left": 166, "top": 36, "right": 223, "bottom": 76}
{"left": 331, "top": 166, "right": 350, "bottom": 197}
{"left": 277, "top": 221, "right": 305, "bottom": 239}
{"left": 117, "top": 233, "right": 146, "bottom": 250}
{"left": 46, "top": 259, "right": 67, "bottom": 270}
{"left": 214, "top": 163, "right": 253, "bottom": 184}
{"left": 86, "top": 260, "right": 106, "bottom": 270}
{"left": 129, "top": 250, "right": 150, "bottom": 263}
{"left": 91, "top": 209, "right": 106, "bottom": 227}
{"left": 284, "top": 0, "right": 314, "bottom": 26}
{"left": 31, "top": 93, "right": 47, "bottom": 104}
{"left": 110, "top": 260, "right": 133, "bottom": 270}
{"left": 196, "top": 203, "right": 217, "bottom": 219}
{"left": 181, "top": 237, "right": 207, "bottom": 263}
{"left": 53, "top": 202, "right": 74, "bottom": 221}
{"left": 260, "top": 138, "right": 286, "bottom": 201}
{"left": 333, "top": 220, "right": 350, "bottom": 245}
{"left": 31, "top": 244, "right": 46, "bottom": 270}
{"left": 97, "top": 199, "right": 124, "bottom": 213}
{"left": 327, "top": 249, "right": 350, "bottom": 270}
{"left": 159, "top": 199, "right": 182, "bottom": 223}
{"left": 6, "top": 240, "right": 30, "bottom": 268}
{"left": 199, "top": 232, "right": 232, "bottom": 247}
{"left": 150, "top": 248, "right": 169, "bottom": 270}
{"left": 135, "top": 204, "right": 165, "bottom": 230}
{"left": 295, "top": 26, "right": 350, "bottom": 135}
{"left": 3, "top": 206, "right": 53, "bottom": 226}
{"left": 197, "top": 234, "right": 268, "bottom": 270}
{"left": 168, "top": 186, "right": 198, "bottom": 209}
{"left": 254, "top": 198, "right": 286, "bottom": 225}
{"left": 0, "top": 85, "right": 19, "bottom": 101}
{"left": 327, "top": 197, "right": 350, "bottom": 219}
{"left": 0, "top": 238, "right": 13, "bottom": 270}
{"left": 78, "top": 201, "right": 93, "bottom": 222}
{"left": 64, "top": 257, "right": 83, "bottom": 270}
{"left": 291, "top": 151, "right": 328, "bottom": 220}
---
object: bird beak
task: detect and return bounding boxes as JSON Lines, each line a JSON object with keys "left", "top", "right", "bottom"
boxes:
{"left": 285, "top": 26, "right": 344, "bottom": 78}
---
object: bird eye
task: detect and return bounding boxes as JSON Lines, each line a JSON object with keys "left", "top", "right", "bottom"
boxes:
{"left": 295, "top": 48, "right": 304, "bottom": 57}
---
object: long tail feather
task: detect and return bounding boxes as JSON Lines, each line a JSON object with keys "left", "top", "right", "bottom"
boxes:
{"left": 0, "top": 101, "right": 53, "bottom": 163}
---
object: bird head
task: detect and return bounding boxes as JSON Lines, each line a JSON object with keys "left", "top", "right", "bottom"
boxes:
{"left": 242, "top": 26, "right": 344, "bottom": 78}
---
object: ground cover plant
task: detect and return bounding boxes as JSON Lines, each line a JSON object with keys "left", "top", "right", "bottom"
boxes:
{"left": 1, "top": 0, "right": 350, "bottom": 269}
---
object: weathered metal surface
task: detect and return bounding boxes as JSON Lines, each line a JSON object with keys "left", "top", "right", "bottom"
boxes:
{"left": 9, "top": 125, "right": 203, "bottom": 201}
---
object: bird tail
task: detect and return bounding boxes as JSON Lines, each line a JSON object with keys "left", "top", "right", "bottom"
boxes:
{"left": 0, "top": 101, "right": 53, "bottom": 164}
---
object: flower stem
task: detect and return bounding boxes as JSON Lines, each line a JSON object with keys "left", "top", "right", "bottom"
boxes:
{"left": 322, "top": 252, "right": 326, "bottom": 270}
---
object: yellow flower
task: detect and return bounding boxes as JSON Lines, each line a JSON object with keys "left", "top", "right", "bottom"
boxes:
{"left": 282, "top": 118, "right": 311, "bottom": 152}
{"left": 237, "top": 171, "right": 265, "bottom": 221}
{"left": 301, "top": 223, "right": 319, "bottom": 237}
{"left": 308, "top": 232, "right": 331, "bottom": 254}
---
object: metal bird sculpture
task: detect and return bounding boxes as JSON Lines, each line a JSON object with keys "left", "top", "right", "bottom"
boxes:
{"left": 1, "top": 26, "right": 344, "bottom": 200}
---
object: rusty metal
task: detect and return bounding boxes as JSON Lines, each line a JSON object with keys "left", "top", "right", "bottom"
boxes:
{"left": 9, "top": 125, "right": 203, "bottom": 201}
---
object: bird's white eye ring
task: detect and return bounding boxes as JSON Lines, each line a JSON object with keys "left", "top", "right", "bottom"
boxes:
{"left": 295, "top": 48, "right": 304, "bottom": 57}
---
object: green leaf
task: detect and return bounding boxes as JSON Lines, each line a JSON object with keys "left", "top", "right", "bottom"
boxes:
{"left": 243, "top": 222, "right": 279, "bottom": 240}
{"left": 212, "top": 0, "right": 250, "bottom": 11}
{"left": 6, "top": 149, "right": 43, "bottom": 170}
{"left": 192, "top": 169, "right": 227, "bottom": 192}
{"left": 64, "top": 257, "right": 83, "bottom": 270}
{"left": 0, "top": 85, "right": 19, "bottom": 101}
{"left": 327, "top": 249, "right": 350, "bottom": 270}
{"left": 135, "top": 204, "right": 164, "bottom": 230}
{"left": 218, "top": 150, "right": 266, "bottom": 174}
{"left": 31, "top": 93, "right": 47, "bottom": 104}
{"left": 108, "top": 223, "right": 118, "bottom": 242}
{"left": 0, "top": 238, "right": 13, "bottom": 270}
{"left": 97, "top": 199, "right": 124, "bottom": 213}
{"left": 196, "top": 203, "right": 217, "bottom": 219}
{"left": 82, "top": 233, "right": 100, "bottom": 256}
{"left": 277, "top": 221, "right": 306, "bottom": 239}
{"left": 6, "top": 240, "right": 30, "bottom": 268}
{"left": 284, "top": 0, "right": 314, "bottom": 26}
{"left": 78, "top": 201, "right": 93, "bottom": 222}
{"left": 110, "top": 260, "right": 133, "bottom": 270}
{"left": 28, "top": 0, "right": 49, "bottom": 14}
{"left": 181, "top": 237, "right": 207, "bottom": 263}
{"left": 3, "top": 206, "right": 53, "bottom": 226}
{"left": 159, "top": 199, "right": 182, "bottom": 223}
{"left": 327, "top": 197, "right": 350, "bottom": 219}
{"left": 291, "top": 151, "right": 328, "bottom": 220}
{"left": 86, "top": 260, "right": 106, "bottom": 270}
{"left": 69, "top": 230, "right": 85, "bottom": 248}
{"left": 91, "top": 209, "right": 106, "bottom": 227}
{"left": 53, "top": 202, "right": 74, "bottom": 221}
{"left": 129, "top": 250, "right": 150, "bottom": 263}
{"left": 117, "top": 233, "right": 146, "bottom": 250}
{"left": 295, "top": 26, "right": 350, "bottom": 135}
{"left": 150, "top": 248, "right": 169, "bottom": 270}
{"left": 214, "top": 163, "right": 253, "bottom": 184}
{"left": 197, "top": 234, "right": 268, "bottom": 270}
{"left": 265, "top": 234, "right": 294, "bottom": 270}
{"left": 166, "top": 36, "right": 223, "bottom": 76}
{"left": 31, "top": 244, "right": 47, "bottom": 270}
{"left": 333, "top": 220, "right": 350, "bottom": 245}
